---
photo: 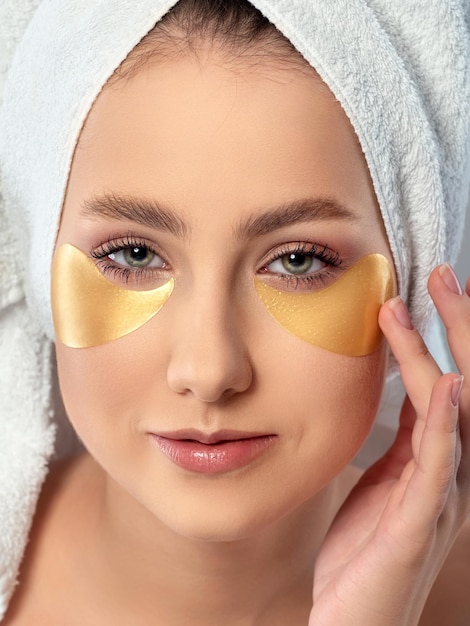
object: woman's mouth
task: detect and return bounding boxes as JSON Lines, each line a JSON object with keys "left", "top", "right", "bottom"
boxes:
{"left": 148, "top": 430, "right": 276, "bottom": 475}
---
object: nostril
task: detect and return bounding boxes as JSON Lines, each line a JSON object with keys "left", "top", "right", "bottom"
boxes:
{"left": 165, "top": 318, "right": 253, "bottom": 401}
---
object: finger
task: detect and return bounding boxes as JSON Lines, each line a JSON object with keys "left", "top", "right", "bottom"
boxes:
{"left": 428, "top": 266, "right": 470, "bottom": 447}
{"left": 428, "top": 265, "right": 470, "bottom": 379}
{"left": 401, "top": 394, "right": 426, "bottom": 461}
{"left": 379, "top": 298, "right": 441, "bottom": 419}
{"left": 391, "top": 395, "right": 421, "bottom": 465}
{"left": 360, "top": 396, "right": 415, "bottom": 485}
{"left": 402, "top": 373, "right": 462, "bottom": 525}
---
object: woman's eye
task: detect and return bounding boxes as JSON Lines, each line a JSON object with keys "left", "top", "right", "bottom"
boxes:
{"left": 267, "top": 252, "right": 325, "bottom": 276}
{"left": 108, "top": 246, "right": 164, "bottom": 269}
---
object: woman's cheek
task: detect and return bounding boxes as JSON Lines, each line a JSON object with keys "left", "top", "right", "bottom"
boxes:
{"left": 295, "top": 344, "right": 389, "bottom": 478}
{"left": 330, "top": 347, "right": 388, "bottom": 450}
{"left": 55, "top": 339, "right": 146, "bottom": 451}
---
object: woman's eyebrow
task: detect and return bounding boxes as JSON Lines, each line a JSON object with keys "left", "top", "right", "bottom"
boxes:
{"left": 80, "top": 194, "right": 357, "bottom": 240}
{"left": 234, "top": 198, "right": 359, "bottom": 240}
{"left": 80, "top": 193, "right": 189, "bottom": 238}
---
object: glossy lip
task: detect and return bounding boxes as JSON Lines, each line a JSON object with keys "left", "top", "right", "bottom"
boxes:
{"left": 148, "top": 429, "right": 277, "bottom": 475}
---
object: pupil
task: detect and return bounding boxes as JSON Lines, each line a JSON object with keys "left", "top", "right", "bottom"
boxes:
{"left": 282, "top": 253, "right": 312, "bottom": 274}
{"left": 123, "top": 246, "right": 152, "bottom": 267}
{"left": 130, "top": 247, "right": 147, "bottom": 261}
{"left": 289, "top": 253, "right": 303, "bottom": 267}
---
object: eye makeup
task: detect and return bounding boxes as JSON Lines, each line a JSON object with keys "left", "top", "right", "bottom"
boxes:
{"left": 255, "top": 253, "right": 396, "bottom": 356}
{"left": 261, "top": 241, "right": 341, "bottom": 291}
{"left": 51, "top": 244, "right": 174, "bottom": 348}
{"left": 52, "top": 242, "right": 394, "bottom": 355}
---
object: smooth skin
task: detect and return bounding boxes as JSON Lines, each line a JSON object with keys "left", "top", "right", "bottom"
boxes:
{"left": 4, "top": 47, "right": 470, "bottom": 626}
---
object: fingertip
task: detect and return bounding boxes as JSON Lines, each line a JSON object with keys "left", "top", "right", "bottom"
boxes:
{"left": 428, "top": 264, "right": 463, "bottom": 297}
{"left": 378, "top": 297, "right": 398, "bottom": 333}
{"left": 427, "top": 265, "right": 442, "bottom": 293}
{"left": 386, "top": 296, "right": 414, "bottom": 330}
{"left": 429, "top": 372, "right": 462, "bottom": 416}
{"left": 378, "top": 299, "right": 391, "bottom": 322}
{"left": 450, "top": 374, "right": 464, "bottom": 408}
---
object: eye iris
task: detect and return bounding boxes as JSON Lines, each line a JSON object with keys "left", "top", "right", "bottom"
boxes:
{"left": 282, "top": 253, "right": 313, "bottom": 274}
{"left": 123, "top": 246, "right": 154, "bottom": 268}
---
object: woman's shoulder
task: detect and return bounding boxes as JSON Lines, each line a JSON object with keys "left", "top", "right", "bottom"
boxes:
{"left": 2, "top": 454, "right": 101, "bottom": 625}
{"left": 420, "top": 518, "right": 470, "bottom": 626}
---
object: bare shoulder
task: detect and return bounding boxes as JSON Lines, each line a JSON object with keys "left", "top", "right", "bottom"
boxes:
{"left": 419, "top": 519, "right": 470, "bottom": 626}
{"left": 2, "top": 453, "right": 102, "bottom": 625}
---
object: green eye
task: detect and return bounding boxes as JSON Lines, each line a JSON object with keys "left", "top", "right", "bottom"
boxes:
{"left": 120, "top": 247, "right": 156, "bottom": 268}
{"left": 281, "top": 253, "right": 314, "bottom": 274}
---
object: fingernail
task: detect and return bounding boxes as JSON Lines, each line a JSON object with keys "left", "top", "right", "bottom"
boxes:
{"left": 439, "top": 264, "right": 463, "bottom": 295}
{"left": 389, "top": 296, "right": 414, "bottom": 330}
{"left": 451, "top": 375, "right": 464, "bottom": 408}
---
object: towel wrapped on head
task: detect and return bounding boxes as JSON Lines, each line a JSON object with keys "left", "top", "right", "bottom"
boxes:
{"left": 1, "top": 0, "right": 469, "bottom": 617}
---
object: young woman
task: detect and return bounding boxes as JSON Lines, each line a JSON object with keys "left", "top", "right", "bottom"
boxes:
{"left": 0, "top": 1, "right": 469, "bottom": 624}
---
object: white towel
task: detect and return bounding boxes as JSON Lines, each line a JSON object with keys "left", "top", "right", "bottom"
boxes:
{"left": 1, "top": 0, "right": 469, "bottom": 618}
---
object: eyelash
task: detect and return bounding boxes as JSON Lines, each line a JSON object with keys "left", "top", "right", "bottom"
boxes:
{"left": 90, "top": 234, "right": 167, "bottom": 285}
{"left": 260, "top": 242, "right": 342, "bottom": 290}
{"left": 90, "top": 236, "right": 343, "bottom": 291}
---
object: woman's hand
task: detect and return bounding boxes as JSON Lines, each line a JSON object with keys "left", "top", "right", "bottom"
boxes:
{"left": 309, "top": 265, "right": 470, "bottom": 626}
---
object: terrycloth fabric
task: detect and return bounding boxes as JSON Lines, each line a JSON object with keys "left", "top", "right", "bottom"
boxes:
{"left": 0, "top": 0, "right": 469, "bottom": 618}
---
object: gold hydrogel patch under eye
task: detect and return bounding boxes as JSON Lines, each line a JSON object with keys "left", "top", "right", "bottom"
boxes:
{"left": 255, "top": 254, "right": 396, "bottom": 356}
{"left": 51, "top": 244, "right": 174, "bottom": 348}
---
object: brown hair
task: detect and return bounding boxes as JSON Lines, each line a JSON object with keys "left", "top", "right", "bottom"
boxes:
{"left": 112, "top": 0, "right": 307, "bottom": 83}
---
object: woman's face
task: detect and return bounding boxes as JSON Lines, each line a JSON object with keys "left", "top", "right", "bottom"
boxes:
{"left": 55, "top": 50, "right": 393, "bottom": 540}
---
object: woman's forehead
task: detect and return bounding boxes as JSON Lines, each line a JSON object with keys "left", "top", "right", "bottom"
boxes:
{"left": 66, "top": 52, "right": 381, "bottom": 236}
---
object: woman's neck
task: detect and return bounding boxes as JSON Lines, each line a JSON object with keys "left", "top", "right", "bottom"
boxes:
{"left": 95, "top": 456, "right": 359, "bottom": 625}
{"left": 17, "top": 453, "right": 359, "bottom": 626}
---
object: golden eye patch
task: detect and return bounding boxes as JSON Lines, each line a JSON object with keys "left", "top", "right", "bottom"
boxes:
{"left": 254, "top": 254, "right": 396, "bottom": 356}
{"left": 51, "top": 244, "right": 174, "bottom": 348}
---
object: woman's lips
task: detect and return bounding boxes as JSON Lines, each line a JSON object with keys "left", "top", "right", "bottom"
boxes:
{"left": 149, "top": 430, "right": 276, "bottom": 475}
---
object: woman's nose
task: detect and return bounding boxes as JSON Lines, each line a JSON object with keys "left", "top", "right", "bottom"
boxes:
{"left": 165, "top": 292, "right": 253, "bottom": 403}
